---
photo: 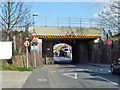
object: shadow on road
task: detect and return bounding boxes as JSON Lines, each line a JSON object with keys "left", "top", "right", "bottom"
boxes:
{"left": 54, "top": 56, "right": 72, "bottom": 65}
{"left": 70, "top": 69, "right": 120, "bottom": 85}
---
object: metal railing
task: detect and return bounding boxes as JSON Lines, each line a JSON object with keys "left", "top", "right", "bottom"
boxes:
{"left": 35, "top": 16, "right": 101, "bottom": 28}
{"left": 11, "top": 16, "right": 101, "bottom": 31}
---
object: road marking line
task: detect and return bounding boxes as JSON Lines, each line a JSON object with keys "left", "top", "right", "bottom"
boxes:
{"left": 50, "top": 69, "right": 64, "bottom": 88}
{"left": 88, "top": 69, "right": 93, "bottom": 71}
{"left": 96, "top": 76, "right": 118, "bottom": 85}
{"left": 52, "top": 70, "right": 56, "bottom": 73}
{"left": 108, "top": 70, "right": 111, "bottom": 72}
{"left": 69, "top": 69, "right": 89, "bottom": 72}
{"left": 63, "top": 73, "right": 77, "bottom": 80}
{"left": 38, "top": 78, "right": 47, "bottom": 82}
{"left": 57, "top": 70, "right": 65, "bottom": 72}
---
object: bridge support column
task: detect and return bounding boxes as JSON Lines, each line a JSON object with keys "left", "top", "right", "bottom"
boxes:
{"left": 72, "top": 41, "right": 89, "bottom": 64}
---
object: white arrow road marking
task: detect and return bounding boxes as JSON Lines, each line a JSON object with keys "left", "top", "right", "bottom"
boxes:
{"left": 63, "top": 73, "right": 77, "bottom": 80}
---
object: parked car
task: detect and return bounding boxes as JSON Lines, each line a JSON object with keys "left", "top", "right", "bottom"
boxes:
{"left": 110, "top": 58, "right": 120, "bottom": 74}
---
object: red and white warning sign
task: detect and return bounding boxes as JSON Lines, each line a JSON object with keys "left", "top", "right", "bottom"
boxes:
{"left": 70, "top": 31, "right": 75, "bottom": 36}
{"left": 31, "top": 37, "right": 38, "bottom": 42}
{"left": 24, "top": 40, "right": 30, "bottom": 47}
{"left": 32, "top": 30, "right": 37, "bottom": 36}
{"left": 66, "top": 32, "right": 70, "bottom": 36}
{"left": 107, "top": 39, "right": 112, "bottom": 45}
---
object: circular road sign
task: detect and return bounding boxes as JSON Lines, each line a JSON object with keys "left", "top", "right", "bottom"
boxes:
{"left": 24, "top": 40, "right": 30, "bottom": 47}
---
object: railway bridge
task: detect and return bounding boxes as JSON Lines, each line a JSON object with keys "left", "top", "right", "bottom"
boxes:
{"left": 30, "top": 26, "right": 102, "bottom": 64}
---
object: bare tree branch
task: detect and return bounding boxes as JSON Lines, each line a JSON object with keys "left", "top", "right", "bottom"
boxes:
{"left": 98, "top": 1, "right": 120, "bottom": 33}
{"left": 0, "top": 1, "right": 32, "bottom": 31}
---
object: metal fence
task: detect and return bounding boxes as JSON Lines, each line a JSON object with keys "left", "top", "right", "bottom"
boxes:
{"left": 35, "top": 16, "right": 101, "bottom": 28}
{"left": 11, "top": 16, "right": 101, "bottom": 31}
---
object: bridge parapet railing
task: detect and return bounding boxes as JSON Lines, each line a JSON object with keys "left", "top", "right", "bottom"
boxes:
{"left": 35, "top": 16, "right": 101, "bottom": 28}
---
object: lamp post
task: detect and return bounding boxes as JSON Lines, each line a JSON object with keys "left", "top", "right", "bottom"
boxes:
{"left": 33, "top": 13, "right": 38, "bottom": 31}
{"left": 33, "top": 13, "right": 38, "bottom": 68}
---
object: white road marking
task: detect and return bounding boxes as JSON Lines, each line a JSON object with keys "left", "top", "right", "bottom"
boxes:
{"left": 63, "top": 73, "right": 77, "bottom": 80}
{"left": 52, "top": 70, "right": 56, "bottom": 73}
{"left": 57, "top": 70, "right": 65, "bottom": 72}
{"left": 108, "top": 70, "right": 111, "bottom": 72}
{"left": 69, "top": 69, "right": 89, "bottom": 72}
{"left": 87, "top": 69, "right": 93, "bottom": 71}
{"left": 38, "top": 78, "right": 47, "bottom": 82}
{"left": 96, "top": 76, "right": 119, "bottom": 85}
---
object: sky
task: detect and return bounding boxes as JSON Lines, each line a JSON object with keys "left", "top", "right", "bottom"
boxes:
{"left": 29, "top": 2, "right": 105, "bottom": 18}
{"left": 27, "top": 2, "right": 109, "bottom": 26}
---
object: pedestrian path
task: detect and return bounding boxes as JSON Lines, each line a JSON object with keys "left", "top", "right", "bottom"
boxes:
{"left": 2, "top": 71, "right": 31, "bottom": 88}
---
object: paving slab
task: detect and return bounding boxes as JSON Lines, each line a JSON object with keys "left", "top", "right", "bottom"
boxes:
{"left": 2, "top": 71, "right": 32, "bottom": 88}
{"left": 0, "top": 71, "right": 2, "bottom": 90}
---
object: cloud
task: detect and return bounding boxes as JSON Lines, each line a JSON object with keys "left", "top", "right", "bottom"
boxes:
{"left": 94, "top": 13, "right": 98, "bottom": 18}
{"left": 90, "top": 2, "right": 109, "bottom": 9}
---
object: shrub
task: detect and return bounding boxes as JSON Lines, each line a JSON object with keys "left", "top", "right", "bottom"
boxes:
{"left": 67, "top": 53, "right": 71, "bottom": 58}
{"left": 17, "top": 67, "right": 33, "bottom": 71}
{"left": 12, "top": 50, "right": 19, "bottom": 56}
{"left": 12, "top": 50, "right": 25, "bottom": 56}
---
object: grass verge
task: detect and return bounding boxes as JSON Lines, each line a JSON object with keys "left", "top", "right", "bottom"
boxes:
{"left": 0, "top": 59, "right": 33, "bottom": 71}
{"left": 2, "top": 66, "right": 33, "bottom": 71}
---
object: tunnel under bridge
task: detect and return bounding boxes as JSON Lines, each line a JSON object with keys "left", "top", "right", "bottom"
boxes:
{"left": 36, "top": 35, "right": 101, "bottom": 64}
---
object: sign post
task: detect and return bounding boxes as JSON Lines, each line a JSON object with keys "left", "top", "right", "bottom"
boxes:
{"left": 34, "top": 50, "right": 36, "bottom": 68}
{"left": 26, "top": 46, "right": 28, "bottom": 69}
{"left": 31, "top": 30, "right": 38, "bottom": 68}
{"left": 107, "top": 30, "right": 112, "bottom": 64}
{"left": 24, "top": 38, "right": 30, "bottom": 69}
{"left": 107, "top": 39, "right": 112, "bottom": 64}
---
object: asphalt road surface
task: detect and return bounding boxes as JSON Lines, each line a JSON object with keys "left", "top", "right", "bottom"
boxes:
{"left": 22, "top": 56, "right": 120, "bottom": 89}
{"left": 54, "top": 56, "right": 72, "bottom": 64}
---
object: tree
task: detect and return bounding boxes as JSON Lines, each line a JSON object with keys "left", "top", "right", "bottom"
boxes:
{"left": 0, "top": 1, "right": 32, "bottom": 40}
{"left": 97, "top": 0, "right": 120, "bottom": 34}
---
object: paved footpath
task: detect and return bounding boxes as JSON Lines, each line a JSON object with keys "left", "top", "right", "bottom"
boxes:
{"left": 0, "top": 71, "right": 2, "bottom": 90}
{"left": 2, "top": 71, "right": 31, "bottom": 88}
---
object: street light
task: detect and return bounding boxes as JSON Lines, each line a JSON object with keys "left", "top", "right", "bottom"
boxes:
{"left": 33, "top": 13, "right": 38, "bottom": 16}
{"left": 33, "top": 13, "right": 38, "bottom": 31}
{"left": 33, "top": 13, "right": 38, "bottom": 68}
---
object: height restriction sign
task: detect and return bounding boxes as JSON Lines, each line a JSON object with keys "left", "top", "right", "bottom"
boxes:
{"left": 24, "top": 40, "right": 30, "bottom": 47}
